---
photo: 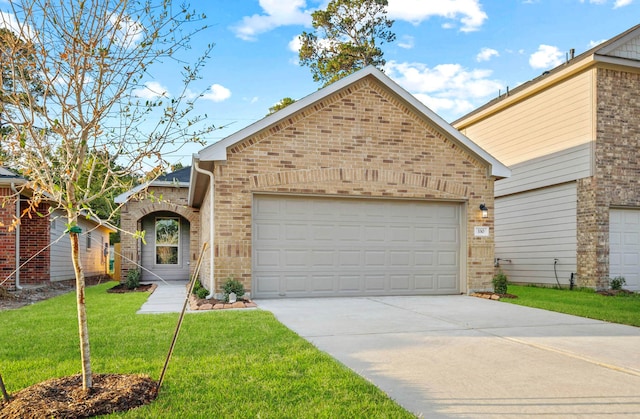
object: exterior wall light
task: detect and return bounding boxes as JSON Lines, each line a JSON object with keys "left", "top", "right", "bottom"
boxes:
{"left": 479, "top": 203, "right": 488, "bottom": 218}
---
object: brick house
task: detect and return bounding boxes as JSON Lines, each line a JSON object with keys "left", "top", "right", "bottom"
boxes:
{"left": 185, "top": 66, "right": 509, "bottom": 298}
{"left": 0, "top": 168, "right": 114, "bottom": 290}
{"left": 453, "top": 24, "right": 640, "bottom": 291}
{"left": 116, "top": 166, "right": 201, "bottom": 283}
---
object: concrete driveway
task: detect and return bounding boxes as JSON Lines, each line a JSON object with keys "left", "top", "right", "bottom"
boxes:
{"left": 258, "top": 296, "right": 640, "bottom": 418}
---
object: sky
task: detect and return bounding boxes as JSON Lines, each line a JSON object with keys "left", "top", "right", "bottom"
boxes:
{"left": 3, "top": 0, "right": 640, "bottom": 166}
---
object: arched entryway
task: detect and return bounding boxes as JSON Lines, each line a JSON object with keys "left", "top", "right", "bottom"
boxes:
{"left": 140, "top": 211, "right": 190, "bottom": 282}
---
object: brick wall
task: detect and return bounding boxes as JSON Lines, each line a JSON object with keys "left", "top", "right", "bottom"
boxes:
{"left": 0, "top": 190, "right": 50, "bottom": 289}
{"left": 0, "top": 188, "right": 17, "bottom": 289}
{"left": 18, "top": 201, "right": 50, "bottom": 284}
{"left": 206, "top": 76, "right": 497, "bottom": 293}
{"left": 581, "top": 67, "right": 640, "bottom": 288}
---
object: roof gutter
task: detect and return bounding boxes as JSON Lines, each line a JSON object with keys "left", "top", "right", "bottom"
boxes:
{"left": 192, "top": 160, "right": 215, "bottom": 299}
{"left": 10, "top": 183, "right": 22, "bottom": 290}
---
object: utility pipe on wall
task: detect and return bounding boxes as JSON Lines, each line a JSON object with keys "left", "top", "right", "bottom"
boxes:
{"left": 10, "top": 183, "right": 22, "bottom": 289}
{"left": 193, "top": 160, "right": 215, "bottom": 299}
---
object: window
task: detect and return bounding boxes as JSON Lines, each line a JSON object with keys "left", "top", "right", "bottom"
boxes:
{"left": 155, "top": 217, "right": 179, "bottom": 265}
{"left": 86, "top": 232, "right": 92, "bottom": 249}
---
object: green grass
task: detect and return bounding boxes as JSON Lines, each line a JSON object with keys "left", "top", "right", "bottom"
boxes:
{"left": 503, "top": 285, "right": 640, "bottom": 327}
{"left": 0, "top": 283, "right": 413, "bottom": 418}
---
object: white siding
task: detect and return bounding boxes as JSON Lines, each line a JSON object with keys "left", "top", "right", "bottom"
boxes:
{"left": 459, "top": 70, "right": 595, "bottom": 167}
{"left": 50, "top": 211, "right": 110, "bottom": 281}
{"left": 495, "top": 183, "right": 577, "bottom": 286}
{"left": 495, "top": 143, "right": 593, "bottom": 197}
{"left": 609, "top": 208, "right": 640, "bottom": 291}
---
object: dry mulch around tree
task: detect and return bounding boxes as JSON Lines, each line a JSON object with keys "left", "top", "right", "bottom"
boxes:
{"left": 0, "top": 374, "right": 157, "bottom": 419}
{"left": 106, "top": 283, "right": 156, "bottom": 294}
{"left": 470, "top": 291, "right": 518, "bottom": 300}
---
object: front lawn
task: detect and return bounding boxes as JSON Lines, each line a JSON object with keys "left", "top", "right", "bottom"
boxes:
{"left": 0, "top": 282, "right": 413, "bottom": 418}
{"left": 503, "top": 285, "right": 640, "bottom": 327}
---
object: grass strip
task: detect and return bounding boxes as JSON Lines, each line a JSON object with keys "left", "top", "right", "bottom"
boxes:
{"left": 0, "top": 282, "right": 413, "bottom": 418}
{"left": 502, "top": 285, "right": 640, "bottom": 327}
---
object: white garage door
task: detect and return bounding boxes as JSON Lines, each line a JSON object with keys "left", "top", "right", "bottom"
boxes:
{"left": 610, "top": 208, "right": 640, "bottom": 291}
{"left": 252, "top": 195, "right": 462, "bottom": 298}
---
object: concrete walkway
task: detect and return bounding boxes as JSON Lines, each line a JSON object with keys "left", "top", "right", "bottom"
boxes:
{"left": 136, "top": 281, "right": 188, "bottom": 314}
{"left": 258, "top": 296, "right": 640, "bottom": 418}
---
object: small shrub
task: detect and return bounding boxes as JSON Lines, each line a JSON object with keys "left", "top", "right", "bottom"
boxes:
{"left": 125, "top": 269, "right": 141, "bottom": 290}
{"left": 492, "top": 271, "right": 508, "bottom": 295}
{"left": 609, "top": 276, "right": 626, "bottom": 291}
{"left": 192, "top": 279, "right": 209, "bottom": 299}
{"left": 222, "top": 276, "right": 245, "bottom": 302}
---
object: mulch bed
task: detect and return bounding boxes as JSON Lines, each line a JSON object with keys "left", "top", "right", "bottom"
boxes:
{"left": 0, "top": 374, "right": 157, "bottom": 418}
{"left": 106, "top": 283, "right": 156, "bottom": 294}
{"left": 596, "top": 289, "right": 636, "bottom": 296}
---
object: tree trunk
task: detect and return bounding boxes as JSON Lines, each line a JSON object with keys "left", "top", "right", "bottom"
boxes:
{"left": 70, "top": 231, "right": 92, "bottom": 390}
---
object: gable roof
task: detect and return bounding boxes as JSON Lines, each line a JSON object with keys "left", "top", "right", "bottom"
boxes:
{"left": 454, "top": 24, "right": 640, "bottom": 128}
{"left": 195, "top": 66, "right": 509, "bottom": 178}
{"left": 114, "top": 167, "right": 191, "bottom": 204}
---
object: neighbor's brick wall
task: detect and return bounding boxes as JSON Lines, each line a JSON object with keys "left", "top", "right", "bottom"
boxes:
{"left": 578, "top": 67, "right": 640, "bottom": 288}
{"left": 208, "top": 76, "right": 496, "bottom": 293}
{"left": 0, "top": 188, "right": 17, "bottom": 289}
{"left": 18, "top": 201, "right": 51, "bottom": 284}
{"left": 119, "top": 185, "right": 200, "bottom": 282}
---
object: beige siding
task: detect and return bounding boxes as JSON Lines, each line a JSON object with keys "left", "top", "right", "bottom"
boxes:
{"left": 50, "top": 211, "right": 110, "bottom": 281}
{"left": 495, "top": 183, "right": 577, "bottom": 286}
{"left": 459, "top": 70, "right": 595, "bottom": 166}
{"left": 495, "top": 142, "right": 592, "bottom": 197}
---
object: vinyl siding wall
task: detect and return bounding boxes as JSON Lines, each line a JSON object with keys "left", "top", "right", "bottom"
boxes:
{"left": 50, "top": 211, "right": 110, "bottom": 281}
{"left": 458, "top": 70, "right": 595, "bottom": 167}
{"left": 495, "top": 143, "right": 592, "bottom": 197}
{"left": 495, "top": 183, "right": 577, "bottom": 286}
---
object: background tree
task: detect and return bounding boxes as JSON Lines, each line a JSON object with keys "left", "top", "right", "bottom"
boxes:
{"left": 267, "top": 97, "right": 296, "bottom": 115}
{"left": 299, "top": 0, "right": 395, "bottom": 86}
{"left": 0, "top": 0, "right": 214, "bottom": 391}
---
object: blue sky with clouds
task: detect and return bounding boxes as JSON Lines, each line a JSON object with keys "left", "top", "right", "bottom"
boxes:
{"left": 3, "top": 0, "right": 640, "bottom": 165}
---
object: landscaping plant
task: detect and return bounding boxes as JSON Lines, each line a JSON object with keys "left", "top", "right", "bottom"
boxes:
{"left": 609, "top": 276, "right": 626, "bottom": 290}
{"left": 492, "top": 270, "right": 509, "bottom": 294}
{"left": 222, "top": 276, "right": 245, "bottom": 302}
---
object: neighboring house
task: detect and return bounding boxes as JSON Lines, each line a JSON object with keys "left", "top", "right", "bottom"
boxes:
{"left": 116, "top": 166, "right": 200, "bottom": 283}
{"left": 0, "top": 168, "right": 114, "bottom": 290}
{"left": 453, "top": 24, "right": 640, "bottom": 291}
{"left": 178, "top": 66, "right": 509, "bottom": 298}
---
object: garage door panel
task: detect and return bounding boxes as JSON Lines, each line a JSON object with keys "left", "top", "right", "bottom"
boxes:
{"left": 339, "top": 275, "right": 361, "bottom": 292}
{"left": 415, "top": 274, "right": 435, "bottom": 291}
{"left": 253, "top": 196, "right": 461, "bottom": 297}
{"left": 255, "top": 249, "right": 279, "bottom": 267}
{"left": 609, "top": 208, "right": 640, "bottom": 291}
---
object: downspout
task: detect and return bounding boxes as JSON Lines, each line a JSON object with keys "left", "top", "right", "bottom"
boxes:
{"left": 193, "top": 161, "right": 215, "bottom": 299}
{"left": 10, "top": 183, "right": 22, "bottom": 290}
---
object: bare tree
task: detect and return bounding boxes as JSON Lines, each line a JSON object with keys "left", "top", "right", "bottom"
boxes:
{"left": 0, "top": 0, "right": 214, "bottom": 391}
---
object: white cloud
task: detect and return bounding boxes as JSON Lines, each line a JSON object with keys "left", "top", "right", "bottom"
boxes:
{"left": 133, "top": 81, "right": 170, "bottom": 99}
{"left": 579, "top": 0, "right": 631, "bottom": 6}
{"left": 288, "top": 35, "right": 302, "bottom": 53}
{"left": 387, "top": 0, "right": 487, "bottom": 32}
{"left": 109, "top": 14, "right": 144, "bottom": 48}
{"left": 202, "top": 84, "right": 231, "bottom": 102}
{"left": 0, "top": 11, "right": 34, "bottom": 39}
{"left": 589, "top": 39, "right": 607, "bottom": 48}
{"left": 384, "top": 60, "right": 503, "bottom": 120}
{"left": 529, "top": 44, "right": 564, "bottom": 69}
{"left": 614, "top": 0, "right": 632, "bottom": 7}
{"left": 232, "top": 0, "right": 311, "bottom": 41}
{"left": 476, "top": 47, "right": 499, "bottom": 62}
{"left": 398, "top": 35, "right": 415, "bottom": 49}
